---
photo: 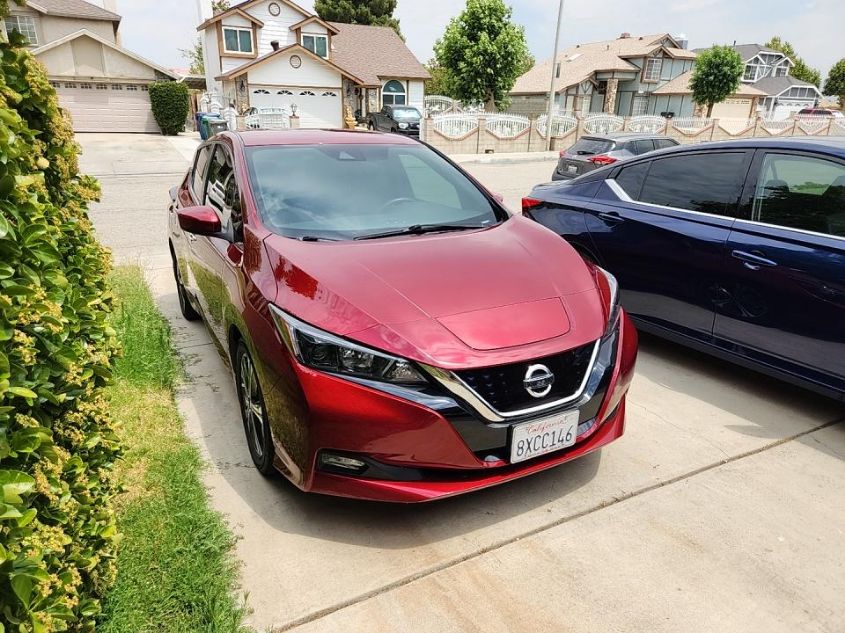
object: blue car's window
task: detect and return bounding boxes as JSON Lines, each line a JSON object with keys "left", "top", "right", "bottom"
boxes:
{"left": 752, "top": 153, "right": 845, "bottom": 237}
{"left": 638, "top": 152, "right": 747, "bottom": 217}
{"left": 614, "top": 161, "right": 650, "bottom": 199}
{"left": 246, "top": 143, "right": 504, "bottom": 240}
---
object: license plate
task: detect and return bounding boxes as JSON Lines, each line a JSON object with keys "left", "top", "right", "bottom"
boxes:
{"left": 567, "top": 165, "right": 578, "bottom": 173}
{"left": 510, "top": 410, "right": 579, "bottom": 464}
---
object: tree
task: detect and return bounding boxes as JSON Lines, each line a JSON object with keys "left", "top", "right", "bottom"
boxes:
{"left": 690, "top": 45, "right": 744, "bottom": 117}
{"left": 181, "top": 36, "right": 204, "bottom": 74}
{"left": 149, "top": 82, "right": 191, "bottom": 135}
{"left": 424, "top": 59, "right": 452, "bottom": 97}
{"left": 764, "top": 36, "right": 821, "bottom": 87}
{"left": 823, "top": 58, "right": 845, "bottom": 106}
{"left": 434, "top": 0, "right": 530, "bottom": 111}
{"left": 180, "top": 2, "right": 230, "bottom": 75}
{"left": 314, "top": 0, "right": 401, "bottom": 35}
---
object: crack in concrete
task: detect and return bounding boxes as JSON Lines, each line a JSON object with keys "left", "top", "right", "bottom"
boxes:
{"left": 272, "top": 414, "right": 845, "bottom": 632}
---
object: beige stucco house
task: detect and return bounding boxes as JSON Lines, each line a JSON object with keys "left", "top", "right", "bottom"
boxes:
{"left": 4, "top": 0, "right": 177, "bottom": 132}
{"left": 199, "top": 0, "right": 429, "bottom": 128}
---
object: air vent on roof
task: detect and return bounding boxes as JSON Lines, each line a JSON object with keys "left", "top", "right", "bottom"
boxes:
{"left": 619, "top": 32, "right": 631, "bottom": 39}
{"left": 567, "top": 53, "right": 582, "bottom": 62}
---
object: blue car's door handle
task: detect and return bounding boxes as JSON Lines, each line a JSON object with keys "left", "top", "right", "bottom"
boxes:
{"left": 731, "top": 249, "right": 778, "bottom": 270}
{"left": 598, "top": 211, "right": 624, "bottom": 225}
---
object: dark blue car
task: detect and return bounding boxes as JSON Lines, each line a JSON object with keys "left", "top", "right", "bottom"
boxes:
{"left": 523, "top": 137, "right": 845, "bottom": 401}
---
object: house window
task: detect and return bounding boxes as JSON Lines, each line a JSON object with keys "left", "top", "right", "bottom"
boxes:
{"left": 743, "top": 64, "right": 759, "bottom": 81}
{"left": 642, "top": 58, "right": 662, "bottom": 82}
{"left": 278, "top": 90, "right": 293, "bottom": 95}
{"left": 96, "top": 83, "right": 108, "bottom": 90}
{"left": 321, "top": 91, "right": 337, "bottom": 97}
{"left": 382, "top": 80, "right": 406, "bottom": 106}
{"left": 4, "top": 15, "right": 38, "bottom": 45}
{"left": 302, "top": 34, "right": 328, "bottom": 58}
{"left": 111, "top": 84, "right": 123, "bottom": 90}
{"left": 300, "top": 90, "right": 316, "bottom": 96}
{"left": 631, "top": 95, "right": 649, "bottom": 116}
{"left": 126, "top": 84, "right": 139, "bottom": 91}
{"left": 223, "top": 27, "right": 254, "bottom": 54}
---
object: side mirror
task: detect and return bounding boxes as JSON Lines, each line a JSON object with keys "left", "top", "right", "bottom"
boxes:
{"left": 177, "top": 206, "right": 222, "bottom": 236}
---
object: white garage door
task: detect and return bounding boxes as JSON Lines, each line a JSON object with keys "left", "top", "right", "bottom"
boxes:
{"left": 54, "top": 81, "right": 159, "bottom": 133}
{"left": 711, "top": 98, "right": 752, "bottom": 119}
{"left": 250, "top": 85, "right": 342, "bottom": 128}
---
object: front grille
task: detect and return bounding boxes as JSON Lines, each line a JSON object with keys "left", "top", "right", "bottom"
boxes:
{"left": 455, "top": 342, "right": 596, "bottom": 414}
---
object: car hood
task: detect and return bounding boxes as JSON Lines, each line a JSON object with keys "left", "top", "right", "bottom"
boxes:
{"left": 264, "top": 216, "right": 605, "bottom": 369}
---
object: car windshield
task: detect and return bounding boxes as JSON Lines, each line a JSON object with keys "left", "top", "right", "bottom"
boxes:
{"left": 566, "top": 137, "right": 614, "bottom": 156}
{"left": 246, "top": 143, "right": 506, "bottom": 241}
{"left": 391, "top": 107, "right": 422, "bottom": 121}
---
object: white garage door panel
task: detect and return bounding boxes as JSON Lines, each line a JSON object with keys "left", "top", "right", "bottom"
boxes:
{"left": 251, "top": 85, "right": 341, "bottom": 128}
{"left": 56, "top": 85, "right": 159, "bottom": 133}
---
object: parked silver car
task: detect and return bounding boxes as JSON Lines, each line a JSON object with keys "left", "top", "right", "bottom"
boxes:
{"left": 552, "top": 132, "right": 679, "bottom": 181}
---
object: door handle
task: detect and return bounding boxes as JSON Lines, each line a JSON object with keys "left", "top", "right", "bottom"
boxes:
{"left": 731, "top": 249, "right": 777, "bottom": 271}
{"left": 598, "top": 211, "right": 624, "bottom": 225}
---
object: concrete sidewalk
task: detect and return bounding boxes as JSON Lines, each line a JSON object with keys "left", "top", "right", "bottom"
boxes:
{"left": 80, "top": 133, "right": 845, "bottom": 633}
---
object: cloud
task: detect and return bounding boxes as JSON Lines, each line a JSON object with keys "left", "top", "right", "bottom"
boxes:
{"left": 113, "top": 0, "right": 842, "bottom": 79}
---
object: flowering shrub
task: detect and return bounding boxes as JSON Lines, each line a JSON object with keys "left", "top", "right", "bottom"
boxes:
{"left": 0, "top": 32, "right": 121, "bottom": 633}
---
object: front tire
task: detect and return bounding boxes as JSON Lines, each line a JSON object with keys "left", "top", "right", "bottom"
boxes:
{"left": 234, "top": 342, "right": 275, "bottom": 475}
{"left": 171, "top": 249, "right": 200, "bottom": 321}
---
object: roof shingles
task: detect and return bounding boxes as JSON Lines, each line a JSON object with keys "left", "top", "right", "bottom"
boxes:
{"left": 28, "top": 0, "right": 120, "bottom": 22}
{"left": 328, "top": 22, "right": 429, "bottom": 86}
{"left": 512, "top": 33, "right": 687, "bottom": 95}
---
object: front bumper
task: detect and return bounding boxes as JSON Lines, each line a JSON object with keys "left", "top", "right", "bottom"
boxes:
{"left": 264, "top": 313, "right": 637, "bottom": 503}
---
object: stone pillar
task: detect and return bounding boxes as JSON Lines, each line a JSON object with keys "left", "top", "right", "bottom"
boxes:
{"left": 603, "top": 78, "right": 619, "bottom": 114}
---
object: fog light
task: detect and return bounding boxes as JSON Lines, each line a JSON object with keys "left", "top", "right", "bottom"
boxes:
{"left": 319, "top": 453, "right": 368, "bottom": 474}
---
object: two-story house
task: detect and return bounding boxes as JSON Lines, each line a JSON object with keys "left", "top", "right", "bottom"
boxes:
{"left": 4, "top": 0, "right": 178, "bottom": 132}
{"left": 509, "top": 33, "right": 697, "bottom": 118}
{"left": 658, "top": 43, "right": 823, "bottom": 120}
{"left": 198, "top": 0, "right": 429, "bottom": 128}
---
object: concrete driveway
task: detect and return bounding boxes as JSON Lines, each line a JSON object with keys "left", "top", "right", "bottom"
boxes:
{"left": 81, "top": 134, "right": 845, "bottom": 633}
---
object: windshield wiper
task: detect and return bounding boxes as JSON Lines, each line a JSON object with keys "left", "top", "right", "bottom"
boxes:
{"left": 354, "top": 224, "right": 487, "bottom": 241}
{"left": 300, "top": 235, "right": 340, "bottom": 242}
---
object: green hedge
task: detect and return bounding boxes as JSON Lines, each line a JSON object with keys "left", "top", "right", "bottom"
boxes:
{"left": 148, "top": 82, "right": 190, "bottom": 136}
{"left": 0, "top": 32, "right": 121, "bottom": 633}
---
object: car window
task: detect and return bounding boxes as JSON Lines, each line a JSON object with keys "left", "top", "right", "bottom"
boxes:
{"left": 205, "top": 145, "right": 241, "bottom": 228}
{"left": 752, "top": 153, "right": 845, "bottom": 237}
{"left": 192, "top": 145, "right": 212, "bottom": 200}
{"left": 632, "top": 139, "right": 655, "bottom": 155}
{"left": 245, "top": 143, "right": 504, "bottom": 240}
{"left": 654, "top": 139, "right": 678, "bottom": 150}
{"left": 638, "top": 152, "right": 748, "bottom": 216}
{"left": 614, "top": 161, "right": 650, "bottom": 199}
{"left": 567, "top": 137, "right": 614, "bottom": 156}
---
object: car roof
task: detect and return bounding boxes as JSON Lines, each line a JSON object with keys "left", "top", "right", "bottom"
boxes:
{"left": 228, "top": 129, "right": 420, "bottom": 148}
{"left": 645, "top": 136, "right": 845, "bottom": 157}
{"left": 581, "top": 132, "right": 674, "bottom": 141}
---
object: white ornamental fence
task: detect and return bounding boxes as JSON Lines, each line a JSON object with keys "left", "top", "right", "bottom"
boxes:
{"left": 535, "top": 113, "right": 578, "bottom": 138}
{"left": 423, "top": 95, "right": 457, "bottom": 116}
{"left": 583, "top": 114, "right": 625, "bottom": 135}
{"left": 627, "top": 115, "right": 667, "bottom": 134}
{"left": 794, "top": 115, "right": 832, "bottom": 135}
{"left": 671, "top": 117, "right": 714, "bottom": 135}
{"left": 431, "top": 113, "right": 479, "bottom": 139}
{"left": 244, "top": 108, "right": 291, "bottom": 130}
{"left": 485, "top": 114, "right": 531, "bottom": 139}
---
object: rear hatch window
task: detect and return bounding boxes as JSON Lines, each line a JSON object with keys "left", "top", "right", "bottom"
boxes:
{"left": 565, "top": 138, "right": 615, "bottom": 156}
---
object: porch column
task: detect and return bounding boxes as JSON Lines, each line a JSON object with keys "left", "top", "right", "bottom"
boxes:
{"left": 603, "top": 78, "right": 619, "bottom": 114}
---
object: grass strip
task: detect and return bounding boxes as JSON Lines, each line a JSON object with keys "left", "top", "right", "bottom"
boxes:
{"left": 99, "top": 266, "right": 248, "bottom": 633}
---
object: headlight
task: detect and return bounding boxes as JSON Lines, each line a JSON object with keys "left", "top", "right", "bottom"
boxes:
{"left": 269, "top": 305, "right": 427, "bottom": 385}
{"left": 595, "top": 267, "right": 621, "bottom": 337}
{"left": 398, "top": 122, "right": 409, "bottom": 130}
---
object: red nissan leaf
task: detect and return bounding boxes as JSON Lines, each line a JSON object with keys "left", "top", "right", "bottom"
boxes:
{"left": 168, "top": 130, "right": 638, "bottom": 503}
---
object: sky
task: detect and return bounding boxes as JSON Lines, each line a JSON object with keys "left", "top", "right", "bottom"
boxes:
{"left": 113, "top": 0, "right": 841, "bottom": 80}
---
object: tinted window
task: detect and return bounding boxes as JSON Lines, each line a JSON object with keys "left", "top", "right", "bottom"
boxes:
{"left": 654, "top": 139, "right": 678, "bottom": 150}
{"left": 632, "top": 139, "right": 655, "bottom": 155}
{"left": 205, "top": 146, "right": 242, "bottom": 229}
{"left": 192, "top": 146, "right": 212, "bottom": 199}
{"left": 752, "top": 153, "right": 845, "bottom": 237}
{"left": 614, "top": 162, "right": 650, "bottom": 199}
{"left": 567, "top": 137, "right": 614, "bottom": 156}
{"left": 246, "top": 143, "right": 503, "bottom": 240}
{"left": 638, "top": 152, "right": 748, "bottom": 216}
